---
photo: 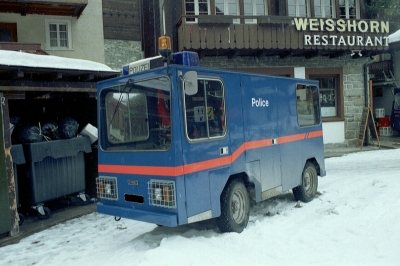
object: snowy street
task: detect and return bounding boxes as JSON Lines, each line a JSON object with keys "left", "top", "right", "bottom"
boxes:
{"left": 1, "top": 148, "right": 400, "bottom": 266}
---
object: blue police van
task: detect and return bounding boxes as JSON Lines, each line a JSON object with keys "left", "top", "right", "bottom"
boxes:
{"left": 96, "top": 51, "right": 326, "bottom": 233}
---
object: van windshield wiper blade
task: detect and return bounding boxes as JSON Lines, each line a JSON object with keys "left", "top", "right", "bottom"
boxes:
{"left": 109, "top": 79, "right": 134, "bottom": 127}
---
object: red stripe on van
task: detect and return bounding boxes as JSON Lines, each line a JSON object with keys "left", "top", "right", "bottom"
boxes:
{"left": 98, "top": 165, "right": 184, "bottom": 177}
{"left": 98, "top": 130, "right": 323, "bottom": 176}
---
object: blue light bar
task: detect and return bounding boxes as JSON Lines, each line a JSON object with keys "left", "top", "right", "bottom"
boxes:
{"left": 173, "top": 51, "right": 200, "bottom": 67}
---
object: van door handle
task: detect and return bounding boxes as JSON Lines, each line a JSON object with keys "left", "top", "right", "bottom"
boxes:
{"left": 220, "top": 147, "right": 229, "bottom": 155}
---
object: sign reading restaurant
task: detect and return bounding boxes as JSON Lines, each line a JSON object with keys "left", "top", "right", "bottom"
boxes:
{"left": 294, "top": 18, "right": 389, "bottom": 47}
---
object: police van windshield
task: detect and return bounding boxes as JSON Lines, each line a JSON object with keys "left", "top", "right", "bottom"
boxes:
{"left": 102, "top": 76, "right": 171, "bottom": 151}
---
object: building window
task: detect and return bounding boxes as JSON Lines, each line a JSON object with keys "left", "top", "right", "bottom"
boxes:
{"left": 215, "top": 0, "right": 224, "bottom": 15}
{"left": 185, "top": 0, "right": 210, "bottom": 23}
{"left": 244, "top": 0, "right": 267, "bottom": 23}
{"left": 314, "top": 0, "right": 335, "bottom": 18}
{"left": 312, "top": 76, "right": 339, "bottom": 117}
{"left": 306, "top": 68, "right": 343, "bottom": 122}
{"left": 0, "top": 23, "right": 18, "bottom": 42}
{"left": 339, "top": 0, "right": 359, "bottom": 19}
{"left": 45, "top": 19, "right": 72, "bottom": 50}
{"left": 215, "top": 0, "right": 239, "bottom": 23}
{"left": 288, "top": 0, "right": 310, "bottom": 17}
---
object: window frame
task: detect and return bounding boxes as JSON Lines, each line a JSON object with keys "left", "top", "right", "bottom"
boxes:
{"left": 296, "top": 83, "right": 321, "bottom": 127}
{"left": 288, "top": 0, "right": 311, "bottom": 17}
{"left": 185, "top": 0, "right": 211, "bottom": 23}
{"left": 0, "top": 23, "right": 18, "bottom": 42}
{"left": 235, "top": 67, "right": 294, "bottom": 77}
{"left": 183, "top": 77, "right": 227, "bottom": 142}
{"left": 338, "top": 0, "right": 360, "bottom": 19}
{"left": 100, "top": 76, "right": 172, "bottom": 152}
{"left": 45, "top": 19, "right": 72, "bottom": 50}
{"left": 313, "top": 0, "right": 336, "bottom": 18}
{"left": 214, "top": 0, "right": 240, "bottom": 24}
{"left": 306, "top": 67, "right": 344, "bottom": 122}
{"left": 244, "top": 0, "right": 268, "bottom": 24}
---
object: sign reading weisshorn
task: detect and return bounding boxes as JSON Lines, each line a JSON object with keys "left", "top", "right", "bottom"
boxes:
{"left": 294, "top": 18, "right": 389, "bottom": 47}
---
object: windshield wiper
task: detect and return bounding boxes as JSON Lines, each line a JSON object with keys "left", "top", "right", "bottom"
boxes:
{"left": 109, "top": 79, "right": 134, "bottom": 127}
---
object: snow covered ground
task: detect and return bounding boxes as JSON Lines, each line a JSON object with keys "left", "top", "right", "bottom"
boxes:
{"left": 1, "top": 149, "right": 399, "bottom": 266}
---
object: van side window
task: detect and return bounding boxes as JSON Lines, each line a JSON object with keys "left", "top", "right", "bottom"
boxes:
{"left": 296, "top": 84, "right": 321, "bottom": 127}
{"left": 184, "top": 79, "right": 226, "bottom": 140}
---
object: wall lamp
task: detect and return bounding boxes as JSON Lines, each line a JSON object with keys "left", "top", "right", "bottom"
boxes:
{"left": 351, "top": 50, "right": 362, "bottom": 57}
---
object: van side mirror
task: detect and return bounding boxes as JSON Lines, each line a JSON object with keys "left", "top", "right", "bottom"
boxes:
{"left": 183, "top": 71, "right": 198, "bottom": 95}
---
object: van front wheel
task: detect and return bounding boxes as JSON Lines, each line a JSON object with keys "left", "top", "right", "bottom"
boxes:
{"left": 216, "top": 180, "right": 250, "bottom": 233}
{"left": 293, "top": 162, "right": 318, "bottom": 203}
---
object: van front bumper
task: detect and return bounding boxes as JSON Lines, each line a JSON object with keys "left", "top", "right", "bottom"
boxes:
{"left": 97, "top": 203, "right": 178, "bottom": 227}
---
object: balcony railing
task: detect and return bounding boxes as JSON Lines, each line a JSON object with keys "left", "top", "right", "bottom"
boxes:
{"left": 369, "top": 60, "right": 394, "bottom": 81}
{"left": 177, "top": 15, "right": 390, "bottom": 57}
{"left": 0, "top": 42, "right": 48, "bottom": 55}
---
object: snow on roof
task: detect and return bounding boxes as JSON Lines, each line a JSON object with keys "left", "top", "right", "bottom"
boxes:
{"left": 0, "top": 50, "right": 116, "bottom": 72}
{"left": 389, "top": 29, "right": 400, "bottom": 44}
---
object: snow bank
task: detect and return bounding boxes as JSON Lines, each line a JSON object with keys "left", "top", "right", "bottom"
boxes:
{"left": 0, "top": 50, "right": 114, "bottom": 72}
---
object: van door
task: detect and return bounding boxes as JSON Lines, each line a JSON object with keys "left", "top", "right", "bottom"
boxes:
{"left": 181, "top": 77, "right": 229, "bottom": 220}
{"left": 241, "top": 75, "right": 282, "bottom": 199}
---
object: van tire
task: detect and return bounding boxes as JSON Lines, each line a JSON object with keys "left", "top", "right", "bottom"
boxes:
{"left": 293, "top": 162, "right": 318, "bottom": 203}
{"left": 216, "top": 180, "right": 250, "bottom": 233}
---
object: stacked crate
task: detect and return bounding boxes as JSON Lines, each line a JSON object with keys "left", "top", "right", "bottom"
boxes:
{"left": 376, "top": 108, "right": 392, "bottom": 136}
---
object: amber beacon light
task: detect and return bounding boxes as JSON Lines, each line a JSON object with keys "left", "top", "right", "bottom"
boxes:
{"left": 158, "top": 36, "right": 172, "bottom": 58}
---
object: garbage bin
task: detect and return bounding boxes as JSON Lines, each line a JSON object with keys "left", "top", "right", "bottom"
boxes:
{"left": 22, "top": 136, "right": 92, "bottom": 218}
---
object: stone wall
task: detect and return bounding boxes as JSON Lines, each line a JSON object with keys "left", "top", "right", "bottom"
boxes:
{"left": 200, "top": 55, "right": 371, "bottom": 146}
{"left": 104, "top": 39, "right": 143, "bottom": 71}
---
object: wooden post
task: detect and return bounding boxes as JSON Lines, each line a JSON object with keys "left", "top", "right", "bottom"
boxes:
{"left": 1, "top": 94, "right": 19, "bottom": 236}
{"left": 369, "top": 79, "right": 373, "bottom": 110}
{"left": 0, "top": 94, "right": 12, "bottom": 235}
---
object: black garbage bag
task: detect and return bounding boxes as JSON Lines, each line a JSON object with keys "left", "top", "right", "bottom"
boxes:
{"left": 41, "top": 121, "right": 60, "bottom": 140}
{"left": 18, "top": 126, "right": 43, "bottom": 143}
{"left": 59, "top": 117, "right": 79, "bottom": 139}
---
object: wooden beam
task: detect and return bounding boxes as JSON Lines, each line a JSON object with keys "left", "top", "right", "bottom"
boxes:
{"left": 305, "top": 51, "right": 319, "bottom": 59}
{"left": 227, "top": 50, "right": 238, "bottom": 59}
{"left": 10, "top": 69, "right": 24, "bottom": 79}
{"left": 0, "top": 86, "right": 96, "bottom": 93}
{"left": 0, "top": 1, "right": 88, "bottom": 17}
{"left": 79, "top": 73, "right": 95, "bottom": 82}
{"left": 279, "top": 50, "right": 291, "bottom": 59}
{"left": 329, "top": 51, "right": 346, "bottom": 58}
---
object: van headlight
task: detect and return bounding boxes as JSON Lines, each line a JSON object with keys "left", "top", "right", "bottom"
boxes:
{"left": 148, "top": 180, "right": 176, "bottom": 208}
{"left": 97, "top": 176, "right": 118, "bottom": 200}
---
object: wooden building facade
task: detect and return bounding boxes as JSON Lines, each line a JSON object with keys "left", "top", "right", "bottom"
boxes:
{"left": 159, "top": 0, "right": 393, "bottom": 145}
